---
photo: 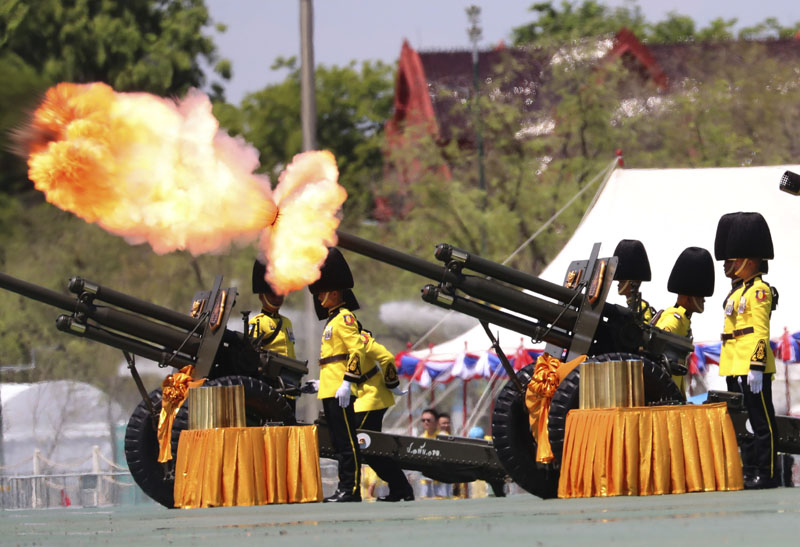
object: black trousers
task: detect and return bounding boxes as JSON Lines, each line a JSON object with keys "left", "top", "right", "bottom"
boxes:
{"left": 725, "top": 375, "right": 778, "bottom": 478}
{"left": 321, "top": 397, "right": 361, "bottom": 496}
{"left": 354, "top": 408, "right": 413, "bottom": 496}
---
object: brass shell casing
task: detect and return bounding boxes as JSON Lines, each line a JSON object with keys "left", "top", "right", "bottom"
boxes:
{"left": 579, "top": 359, "right": 644, "bottom": 409}
{"left": 188, "top": 384, "right": 246, "bottom": 429}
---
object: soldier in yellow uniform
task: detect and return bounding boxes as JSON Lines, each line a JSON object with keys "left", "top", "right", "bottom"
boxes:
{"left": 613, "top": 239, "right": 656, "bottom": 323}
{"left": 249, "top": 260, "right": 296, "bottom": 358}
{"left": 717, "top": 212, "right": 779, "bottom": 489}
{"left": 353, "top": 328, "right": 414, "bottom": 502}
{"left": 308, "top": 247, "right": 365, "bottom": 502}
{"left": 650, "top": 247, "right": 714, "bottom": 395}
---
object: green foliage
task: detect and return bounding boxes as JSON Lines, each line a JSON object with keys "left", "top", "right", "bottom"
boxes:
{"left": 214, "top": 60, "right": 395, "bottom": 220}
{"left": 0, "top": 0, "right": 229, "bottom": 96}
{"left": 513, "top": 1, "right": 800, "bottom": 45}
{"left": 377, "top": 52, "right": 624, "bottom": 281}
{"left": 615, "top": 43, "right": 800, "bottom": 168}
{"left": 0, "top": 0, "right": 231, "bottom": 195}
{"left": 0, "top": 52, "right": 50, "bottom": 193}
{"left": 512, "top": 1, "right": 647, "bottom": 45}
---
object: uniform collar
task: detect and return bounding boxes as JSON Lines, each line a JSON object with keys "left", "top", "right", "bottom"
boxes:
{"left": 261, "top": 308, "right": 280, "bottom": 318}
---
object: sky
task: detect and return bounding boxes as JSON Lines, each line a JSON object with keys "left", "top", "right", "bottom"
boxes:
{"left": 206, "top": 0, "right": 800, "bottom": 104}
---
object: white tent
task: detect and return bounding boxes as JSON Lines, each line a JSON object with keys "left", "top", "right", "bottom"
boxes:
{"left": 414, "top": 164, "right": 800, "bottom": 360}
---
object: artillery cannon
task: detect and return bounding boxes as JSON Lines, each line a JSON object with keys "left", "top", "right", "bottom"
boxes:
{"left": 0, "top": 272, "right": 308, "bottom": 507}
{"left": 334, "top": 231, "right": 800, "bottom": 497}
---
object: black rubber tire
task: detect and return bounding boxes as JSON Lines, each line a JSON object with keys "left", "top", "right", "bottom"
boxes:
{"left": 548, "top": 352, "right": 684, "bottom": 465}
{"left": 173, "top": 375, "right": 296, "bottom": 430}
{"left": 491, "top": 364, "right": 560, "bottom": 499}
{"left": 124, "top": 389, "right": 175, "bottom": 508}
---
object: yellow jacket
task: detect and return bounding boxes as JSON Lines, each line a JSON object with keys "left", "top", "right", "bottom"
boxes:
{"left": 248, "top": 311, "right": 296, "bottom": 358}
{"left": 653, "top": 305, "right": 691, "bottom": 393}
{"left": 719, "top": 276, "right": 775, "bottom": 376}
{"left": 354, "top": 331, "right": 399, "bottom": 412}
{"left": 318, "top": 306, "right": 365, "bottom": 399}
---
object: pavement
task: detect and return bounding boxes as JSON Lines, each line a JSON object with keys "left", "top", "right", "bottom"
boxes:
{"left": 2, "top": 488, "right": 800, "bottom": 547}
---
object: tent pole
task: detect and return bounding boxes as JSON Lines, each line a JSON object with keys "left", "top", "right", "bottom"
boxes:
{"left": 462, "top": 379, "right": 468, "bottom": 435}
{"left": 407, "top": 384, "right": 413, "bottom": 435}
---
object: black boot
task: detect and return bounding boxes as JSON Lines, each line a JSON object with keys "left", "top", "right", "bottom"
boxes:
{"left": 324, "top": 490, "right": 362, "bottom": 502}
{"left": 377, "top": 489, "right": 414, "bottom": 502}
{"left": 744, "top": 474, "right": 780, "bottom": 490}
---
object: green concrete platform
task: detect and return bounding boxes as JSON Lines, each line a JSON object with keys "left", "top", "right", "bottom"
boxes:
{"left": 2, "top": 489, "right": 799, "bottom": 546}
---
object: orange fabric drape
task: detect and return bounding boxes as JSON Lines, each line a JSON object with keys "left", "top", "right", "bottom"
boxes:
{"left": 173, "top": 425, "right": 323, "bottom": 508}
{"left": 157, "top": 365, "right": 205, "bottom": 462}
{"left": 557, "top": 403, "right": 744, "bottom": 498}
{"left": 524, "top": 353, "right": 587, "bottom": 463}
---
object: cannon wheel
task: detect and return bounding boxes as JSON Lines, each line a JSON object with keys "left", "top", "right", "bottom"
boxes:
{"left": 491, "top": 364, "right": 560, "bottom": 499}
{"left": 548, "top": 352, "right": 684, "bottom": 465}
{"left": 124, "top": 389, "right": 177, "bottom": 508}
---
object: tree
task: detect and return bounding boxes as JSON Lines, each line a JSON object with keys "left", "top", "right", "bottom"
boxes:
{"left": 512, "top": 1, "right": 647, "bottom": 46}
{"left": 512, "top": 1, "right": 800, "bottom": 45}
{"left": 213, "top": 58, "right": 395, "bottom": 220}
{"left": 0, "top": 0, "right": 230, "bottom": 194}
{"left": 0, "top": 0, "right": 229, "bottom": 97}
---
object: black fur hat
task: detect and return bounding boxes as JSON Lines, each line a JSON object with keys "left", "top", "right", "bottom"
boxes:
{"left": 714, "top": 212, "right": 741, "bottom": 260}
{"left": 725, "top": 212, "right": 774, "bottom": 260}
{"left": 667, "top": 247, "right": 715, "bottom": 297}
{"left": 252, "top": 260, "right": 277, "bottom": 296}
{"left": 308, "top": 247, "right": 354, "bottom": 293}
{"left": 308, "top": 247, "right": 359, "bottom": 319}
{"left": 612, "top": 239, "right": 651, "bottom": 281}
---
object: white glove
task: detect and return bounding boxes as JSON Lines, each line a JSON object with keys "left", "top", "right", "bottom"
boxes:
{"left": 335, "top": 380, "right": 353, "bottom": 408}
{"left": 390, "top": 386, "right": 408, "bottom": 396}
{"left": 747, "top": 370, "right": 763, "bottom": 394}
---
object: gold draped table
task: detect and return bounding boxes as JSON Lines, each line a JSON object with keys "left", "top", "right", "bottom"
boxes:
{"left": 557, "top": 403, "right": 743, "bottom": 498}
{"left": 173, "top": 425, "right": 323, "bottom": 508}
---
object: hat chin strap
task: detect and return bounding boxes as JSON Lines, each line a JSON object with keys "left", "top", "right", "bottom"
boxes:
{"left": 733, "top": 259, "right": 751, "bottom": 278}
{"left": 690, "top": 296, "right": 704, "bottom": 314}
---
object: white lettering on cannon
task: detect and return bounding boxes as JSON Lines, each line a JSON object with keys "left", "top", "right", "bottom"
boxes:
{"left": 405, "top": 441, "right": 441, "bottom": 458}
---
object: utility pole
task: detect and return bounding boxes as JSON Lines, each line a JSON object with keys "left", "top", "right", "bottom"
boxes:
{"left": 299, "top": 0, "right": 320, "bottom": 424}
{"left": 467, "top": 6, "right": 487, "bottom": 255}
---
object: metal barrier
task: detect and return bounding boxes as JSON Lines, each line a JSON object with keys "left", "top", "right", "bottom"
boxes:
{"left": 0, "top": 471, "right": 153, "bottom": 509}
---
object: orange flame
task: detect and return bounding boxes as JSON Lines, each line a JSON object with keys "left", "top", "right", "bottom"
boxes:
{"left": 26, "top": 82, "right": 347, "bottom": 294}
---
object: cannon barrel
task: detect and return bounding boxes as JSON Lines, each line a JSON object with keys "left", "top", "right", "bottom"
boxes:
{"left": 421, "top": 285, "right": 573, "bottom": 348}
{"left": 68, "top": 277, "right": 201, "bottom": 331}
{"left": 336, "top": 231, "right": 578, "bottom": 331}
{"left": 1, "top": 272, "right": 202, "bottom": 359}
{"left": 55, "top": 315, "right": 195, "bottom": 366}
{"left": 434, "top": 243, "right": 579, "bottom": 303}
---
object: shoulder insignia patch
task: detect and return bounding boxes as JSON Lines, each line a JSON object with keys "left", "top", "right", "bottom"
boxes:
{"left": 343, "top": 314, "right": 355, "bottom": 326}
{"left": 755, "top": 289, "right": 767, "bottom": 302}
{"left": 385, "top": 363, "right": 399, "bottom": 384}
{"left": 752, "top": 339, "right": 767, "bottom": 362}
{"left": 361, "top": 333, "right": 369, "bottom": 345}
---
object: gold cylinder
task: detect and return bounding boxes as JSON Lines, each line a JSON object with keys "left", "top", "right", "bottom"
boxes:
{"left": 619, "top": 361, "right": 631, "bottom": 407}
{"left": 594, "top": 362, "right": 606, "bottom": 408}
{"left": 579, "top": 361, "right": 590, "bottom": 409}
{"left": 610, "top": 360, "right": 626, "bottom": 408}
{"left": 626, "top": 359, "right": 645, "bottom": 406}
{"left": 230, "top": 385, "right": 246, "bottom": 427}
{"left": 187, "top": 384, "right": 246, "bottom": 429}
